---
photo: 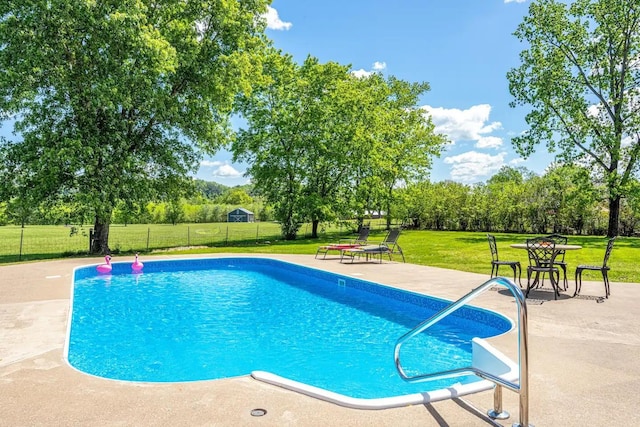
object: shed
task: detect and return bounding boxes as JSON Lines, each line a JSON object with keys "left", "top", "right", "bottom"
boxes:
{"left": 227, "top": 208, "right": 255, "bottom": 223}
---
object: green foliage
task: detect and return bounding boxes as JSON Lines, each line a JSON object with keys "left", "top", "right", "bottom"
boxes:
{"left": 233, "top": 51, "right": 446, "bottom": 239}
{"left": 216, "top": 188, "right": 253, "bottom": 205}
{"left": 0, "top": 0, "right": 269, "bottom": 253}
{"left": 507, "top": 0, "right": 640, "bottom": 237}
{"left": 193, "top": 179, "right": 229, "bottom": 200}
{"left": 396, "top": 164, "right": 612, "bottom": 235}
{"left": 165, "top": 200, "right": 185, "bottom": 226}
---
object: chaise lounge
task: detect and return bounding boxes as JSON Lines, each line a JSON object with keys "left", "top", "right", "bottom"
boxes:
{"left": 315, "top": 225, "right": 370, "bottom": 259}
{"left": 340, "top": 228, "right": 404, "bottom": 263}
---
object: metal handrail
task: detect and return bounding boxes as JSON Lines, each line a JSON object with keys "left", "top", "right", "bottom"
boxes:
{"left": 393, "top": 277, "right": 530, "bottom": 427}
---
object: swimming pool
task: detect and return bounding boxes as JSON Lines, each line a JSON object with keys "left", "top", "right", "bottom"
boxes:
{"left": 66, "top": 257, "right": 517, "bottom": 409}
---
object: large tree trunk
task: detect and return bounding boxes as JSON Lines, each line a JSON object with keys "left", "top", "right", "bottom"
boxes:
{"left": 607, "top": 195, "right": 621, "bottom": 238}
{"left": 311, "top": 219, "right": 319, "bottom": 238}
{"left": 90, "top": 216, "right": 111, "bottom": 255}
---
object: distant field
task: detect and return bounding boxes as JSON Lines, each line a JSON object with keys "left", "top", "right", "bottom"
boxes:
{"left": 0, "top": 225, "right": 637, "bottom": 284}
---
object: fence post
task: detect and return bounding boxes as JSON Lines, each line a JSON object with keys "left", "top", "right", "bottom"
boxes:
{"left": 19, "top": 228, "right": 24, "bottom": 261}
{"left": 188, "top": 226, "right": 190, "bottom": 247}
{"left": 146, "top": 227, "right": 150, "bottom": 252}
{"left": 225, "top": 225, "right": 229, "bottom": 246}
{"left": 256, "top": 223, "right": 259, "bottom": 242}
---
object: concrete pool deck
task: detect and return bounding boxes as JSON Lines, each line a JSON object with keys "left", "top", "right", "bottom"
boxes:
{"left": 1, "top": 254, "right": 639, "bottom": 426}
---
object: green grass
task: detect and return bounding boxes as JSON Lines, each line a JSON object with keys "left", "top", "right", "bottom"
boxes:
{"left": 160, "top": 229, "right": 640, "bottom": 284}
{"left": 0, "top": 225, "right": 637, "bottom": 283}
{"left": 0, "top": 221, "right": 387, "bottom": 262}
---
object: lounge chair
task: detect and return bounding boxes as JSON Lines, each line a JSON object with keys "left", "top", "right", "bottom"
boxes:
{"left": 315, "top": 225, "right": 370, "bottom": 259}
{"left": 340, "top": 228, "right": 405, "bottom": 263}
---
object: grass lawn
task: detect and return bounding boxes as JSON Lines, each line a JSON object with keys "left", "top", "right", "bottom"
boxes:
{"left": 163, "top": 229, "right": 640, "bottom": 284}
{"left": 0, "top": 224, "right": 637, "bottom": 283}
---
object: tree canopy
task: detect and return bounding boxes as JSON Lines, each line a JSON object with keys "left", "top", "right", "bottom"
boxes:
{"left": 233, "top": 51, "right": 445, "bottom": 239}
{"left": 507, "top": 0, "right": 640, "bottom": 237}
{"left": 0, "top": 0, "right": 269, "bottom": 253}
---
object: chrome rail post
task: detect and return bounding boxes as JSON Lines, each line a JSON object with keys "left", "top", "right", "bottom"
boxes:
{"left": 487, "top": 384, "right": 509, "bottom": 420}
{"left": 393, "top": 277, "right": 531, "bottom": 427}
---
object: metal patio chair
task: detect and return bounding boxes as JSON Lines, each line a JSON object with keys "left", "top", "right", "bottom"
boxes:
{"left": 487, "top": 234, "right": 521, "bottom": 286}
{"left": 544, "top": 233, "right": 569, "bottom": 290}
{"left": 526, "top": 237, "right": 561, "bottom": 300}
{"left": 574, "top": 237, "right": 616, "bottom": 298}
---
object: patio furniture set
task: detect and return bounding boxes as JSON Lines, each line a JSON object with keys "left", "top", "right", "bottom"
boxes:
{"left": 487, "top": 233, "right": 616, "bottom": 300}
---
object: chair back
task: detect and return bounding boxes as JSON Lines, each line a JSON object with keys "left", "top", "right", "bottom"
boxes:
{"left": 487, "top": 234, "right": 499, "bottom": 262}
{"left": 545, "top": 233, "right": 568, "bottom": 262}
{"left": 355, "top": 225, "right": 370, "bottom": 244}
{"left": 383, "top": 228, "right": 401, "bottom": 245}
{"left": 602, "top": 237, "right": 616, "bottom": 267}
{"left": 526, "top": 237, "right": 558, "bottom": 266}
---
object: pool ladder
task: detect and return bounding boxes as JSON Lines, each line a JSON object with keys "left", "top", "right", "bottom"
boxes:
{"left": 394, "top": 277, "right": 531, "bottom": 427}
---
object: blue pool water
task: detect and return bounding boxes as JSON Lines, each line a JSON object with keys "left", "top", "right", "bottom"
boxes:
{"left": 67, "top": 258, "right": 512, "bottom": 399}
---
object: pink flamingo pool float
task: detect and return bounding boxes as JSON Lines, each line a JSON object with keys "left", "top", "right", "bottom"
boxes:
{"left": 96, "top": 255, "right": 112, "bottom": 274}
{"left": 131, "top": 253, "right": 144, "bottom": 272}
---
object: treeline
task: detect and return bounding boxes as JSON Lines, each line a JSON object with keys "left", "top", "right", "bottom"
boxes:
{"left": 0, "top": 180, "right": 273, "bottom": 227}
{"left": 3, "top": 165, "right": 640, "bottom": 237}
{"left": 396, "top": 165, "right": 640, "bottom": 236}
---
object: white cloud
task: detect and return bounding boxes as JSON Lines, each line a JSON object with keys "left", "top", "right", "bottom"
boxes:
{"left": 351, "top": 69, "right": 373, "bottom": 78}
{"left": 421, "top": 104, "right": 509, "bottom": 182}
{"left": 476, "top": 136, "right": 503, "bottom": 149}
{"left": 373, "top": 61, "right": 387, "bottom": 71}
{"left": 200, "top": 160, "right": 224, "bottom": 168}
{"left": 264, "top": 6, "right": 292, "bottom": 31}
{"left": 443, "top": 151, "right": 507, "bottom": 183}
{"left": 351, "top": 61, "right": 387, "bottom": 78}
{"left": 213, "top": 164, "right": 243, "bottom": 178}
{"left": 200, "top": 160, "right": 244, "bottom": 179}
{"left": 504, "top": 0, "right": 528, "bottom": 3}
{"left": 422, "top": 104, "right": 502, "bottom": 144}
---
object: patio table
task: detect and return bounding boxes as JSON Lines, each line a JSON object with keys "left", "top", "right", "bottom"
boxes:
{"left": 510, "top": 243, "right": 582, "bottom": 297}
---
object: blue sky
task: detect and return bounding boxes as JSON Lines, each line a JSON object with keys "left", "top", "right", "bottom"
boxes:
{"left": 1, "top": 0, "right": 555, "bottom": 187}
{"left": 201, "top": 0, "right": 555, "bottom": 187}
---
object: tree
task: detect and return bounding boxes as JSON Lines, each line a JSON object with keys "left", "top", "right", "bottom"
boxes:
{"left": 507, "top": 0, "right": 640, "bottom": 237}
{"left": 194, "top": 179, "right": 229, "bottom": 200}
{"left": 357, "top": 75, "right": 447, "bottom": 230}
{"left": 217, "top": 188, "right": 253, "bottom": 206}
{"left": 544, "top": 164, "right": 599, "bottom": 234}
{"left": 234, "top": 52, "right": 445, "bottom": 239}
{"left": 0, "top": 0, "right": 268, "bottom": 253}
{"left": 234, "top": 52, "right": 358, "bottom": 239}
{"left": 486, "top": 168, "right": 529, "bottom": 233}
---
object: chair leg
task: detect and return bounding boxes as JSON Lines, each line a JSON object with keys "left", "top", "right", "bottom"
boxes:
{"left": 509, "top": 264, "right": 517, "bottom": 284}
{"left": 517, "top": 264, "right": 522, "bottom": 287}
{"left": 559, "top": 265, "right": 568, "bottom": 290}
{"left": 509, "top": 264, "right": 522, "bottom": 287}
{"left": 602, "top": 270, "right": 610, "bottom": 298}
{"left": 544, "top": 269, "right": 558, "bottom": 299}
{"left": 526, "top": 269, "right": 537, "bottom": 298}
{"left": 574, "top": 268, "right": 582, "bottom": 297}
